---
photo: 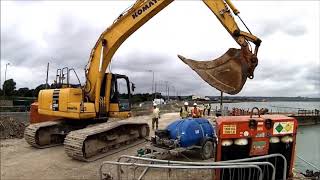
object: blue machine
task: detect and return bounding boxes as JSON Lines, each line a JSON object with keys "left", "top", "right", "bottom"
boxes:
{"left": 166, "top": 118, "right": 216, "bottom": 147}
{"left": 152, "top": 118, "right": 216, "bottom": 159}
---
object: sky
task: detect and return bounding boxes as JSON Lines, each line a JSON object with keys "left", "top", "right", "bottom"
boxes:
{"left": 1, "top": 0, "right": 319, "bottom": 97}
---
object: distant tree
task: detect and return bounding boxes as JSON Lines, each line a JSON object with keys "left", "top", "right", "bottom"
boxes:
{"left": 34, "top": 84, "right": 48, "bottom": 97}
{"left": 131, "top": 93, "right": 164, "bottom": 103}
{"left": 17, "top": 87, "right": 30, "bottom": 97}
{"left": 3, "top": 79, "right": 16, "bottom": 96}
{"left": 25, "top": 89, "right": 35, "bottom": 97}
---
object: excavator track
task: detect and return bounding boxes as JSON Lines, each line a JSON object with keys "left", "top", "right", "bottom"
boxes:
{"left": 64, "top": 121, "right": 149, "bottom": 162}
{"left": 24, "top": 121, "right": 64, "bottom": 148}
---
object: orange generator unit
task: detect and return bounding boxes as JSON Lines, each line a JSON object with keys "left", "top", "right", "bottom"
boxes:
{"left": 215, "top": 108, "right": 298, "bottom": 180}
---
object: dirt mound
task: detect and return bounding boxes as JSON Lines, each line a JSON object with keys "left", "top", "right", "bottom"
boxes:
{"left": 0, "top": 117, "right": 26, "bottom": 139}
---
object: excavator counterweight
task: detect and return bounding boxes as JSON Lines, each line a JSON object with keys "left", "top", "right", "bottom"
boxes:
{"left": 178, "top": 47, "right": 258, "bottom": 94}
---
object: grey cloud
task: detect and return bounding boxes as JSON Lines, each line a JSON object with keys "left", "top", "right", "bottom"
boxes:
{"left": 1, "top": 3, "right": 318, "bottom": 97}
{"left": 258, "top": 61, "right": 319, "bottom": 85}
{"left": 112, "top": 52, "right": 173, "bottom": 72}
{"left": 256, "top": 62, "right": 302, "bottom": 82}
{"left": 1, "top": 14, "right": 97, "bottom": 88}
{"left": 110, "top": 52, "right": 222, "bottom": 96}
{"left": 284, "top": 24, "right": 307, "bottom": 36}
{"left": 301, "top": 65, "right": 320, "bottom": 82}
{"left": 242, "top": 60, "right": 320, "bottom": 97}
{"left": 1, "top": 14, "right": 98, "bottom": 69}
{"left": 43, "top": 15, "right": 98, "bottom": 68}
{"left": 256, "top": 18, "right": 307, "bottom": 37}
{"left": 1, "top": 25, "right": 39, "bottom": 66}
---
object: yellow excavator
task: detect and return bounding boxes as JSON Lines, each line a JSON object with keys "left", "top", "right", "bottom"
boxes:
{"left": 25, "top": 0, "right": 261, "bottom": 161}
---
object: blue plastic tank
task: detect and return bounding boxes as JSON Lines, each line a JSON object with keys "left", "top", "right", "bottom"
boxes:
{"left": 166, "top": 118, "right": 215, "bottom": 147}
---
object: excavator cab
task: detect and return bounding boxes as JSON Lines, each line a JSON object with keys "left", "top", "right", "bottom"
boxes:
{"left": 178, "top": 47, "right": 258, "bottom": 95}
{"left": 100, "top": 73, "right": 132, "bottom": 118}
{"left": 37, "top": 71, "right": 133, "bottom": 120}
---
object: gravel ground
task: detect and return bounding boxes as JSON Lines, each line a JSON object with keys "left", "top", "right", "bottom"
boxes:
{"left": 0, "top": 113, "right": 181, "bottom": 180}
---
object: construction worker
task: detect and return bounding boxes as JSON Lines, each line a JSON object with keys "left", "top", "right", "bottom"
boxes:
{"left": 191, "top": 103, "right": 201, "bottom": 118}
{"left": 207, "top": 104, "right": 211, "bottom": 116}
{"left": 180, "top": 102, "right": 190, "bottom": 118}
{"left": 151, "top": 103, "right": 160, "bottom": 130}
{"left": 203, "top": 104, "right": 207, "bottom": 116}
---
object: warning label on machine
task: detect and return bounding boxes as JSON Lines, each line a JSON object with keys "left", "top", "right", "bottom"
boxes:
{"left": 223, "top": 124, "right": 237, "bottom": 134}
{"left": 273, "top": 122, "right": 294, "bottom": 134}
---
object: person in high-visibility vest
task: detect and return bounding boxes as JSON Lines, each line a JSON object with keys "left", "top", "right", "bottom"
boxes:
{"left": 180, "top": 102, "right": 190, "bottom": 118}
{"left": 191, "top": 103, "right": 201, "bottom": 118}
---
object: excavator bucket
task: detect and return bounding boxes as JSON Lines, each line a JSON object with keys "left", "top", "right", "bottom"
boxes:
{"left": 178, "top": 48, "right": 258, "bottom": 95}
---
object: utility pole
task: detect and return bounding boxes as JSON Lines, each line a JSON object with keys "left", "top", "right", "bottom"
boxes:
{"left": 164, "top": 81, "right": 168, "bottom": 101}
{"left": 171, "top": 85, "right": 176, "bottom": 99}
{"left": 220, "top": 91, "right": 223, "bottom": 114}
{"left": 165, "top": 81, "right": 170, "bottom": 102}
{"left": 3, "top": 63, "right": 10, "bottom": 97}
{"left": 154, "top": 82, "right": 157, "bottom": 99}
{"left": 152, "top": 71, "right": 154, "bottom": 99}
{"left": 168, "top": 85, "right": 170, "bottom": 101}
{"left": 147, "top": 70, "right": 154, "bottom": 100}
{"left": 45, "top": 63, "right": 49, "bottom": 89}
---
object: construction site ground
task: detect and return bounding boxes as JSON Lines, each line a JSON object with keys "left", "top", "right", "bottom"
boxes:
{"left": 0, "top": 112, "right": 181, "bottom": 180}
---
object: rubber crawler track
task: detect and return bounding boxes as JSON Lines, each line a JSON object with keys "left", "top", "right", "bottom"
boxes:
{"left": 64, "top": 121, "right": 149, "bottom": 162}
{"left": 24, "top": 121, "right": 62, "bottom": 148}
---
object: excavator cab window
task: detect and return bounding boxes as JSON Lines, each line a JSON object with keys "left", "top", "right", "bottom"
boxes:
{"left": 112, "top": 74, "right": 131, "bottom": 112}
{"left": 109, "top": 79, "right": 116, "bottom": 102}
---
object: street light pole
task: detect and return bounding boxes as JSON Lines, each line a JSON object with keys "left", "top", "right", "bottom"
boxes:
{"left": 168, "top": 85, "right": 170, "bottom": 101}
{"left": 3, "top": 63, "right": 10, "bottom": 97}
{"left": 154, "top": 82, "right": 157, "bottom": 99}
{"left": 165, "top": 81, "right": 169, "bottom": 102}
{"left": 45, "top": 63, "right": 49, "bottom": 89}
{"left": 147, "top": 70, "right": 155, "bottom": 100}
{"left": 220, "top": 91, "right": 223, "bottom": 114}
{"left": 171, "top": 85, "right": 176, "bottom": 98}
{"left": 152, "top": 71, "right": 154, "bottom": 99}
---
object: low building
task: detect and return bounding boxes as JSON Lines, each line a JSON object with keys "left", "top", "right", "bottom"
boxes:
{"left": 191, "top": 95, "right": 210, "bottom": 101}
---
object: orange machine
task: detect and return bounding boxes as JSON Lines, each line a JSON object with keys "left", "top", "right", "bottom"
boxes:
{"left": 215, "top": 108, "right": 298, "bottom": 180}
{"left": 30, "top": 102, "right": 60, "bottom": 124}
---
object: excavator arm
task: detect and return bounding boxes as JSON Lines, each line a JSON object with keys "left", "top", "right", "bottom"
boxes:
{"left": 84, "top": 0, "right": 261, "bottom": 111}
{"left": 27, "top": 1, "right": 262, "bottom": 161}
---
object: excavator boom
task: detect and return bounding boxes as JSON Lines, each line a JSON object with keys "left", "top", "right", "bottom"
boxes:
{"left": 26, "top": 0, "right": 262, "bottom": 162}
{"left": 85, "top": 0, "right": 261, "bottom": 111}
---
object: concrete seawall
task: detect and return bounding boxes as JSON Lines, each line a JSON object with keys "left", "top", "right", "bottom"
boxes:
{"left": 291, "top": 115, "right": 320, "bottom": 126}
